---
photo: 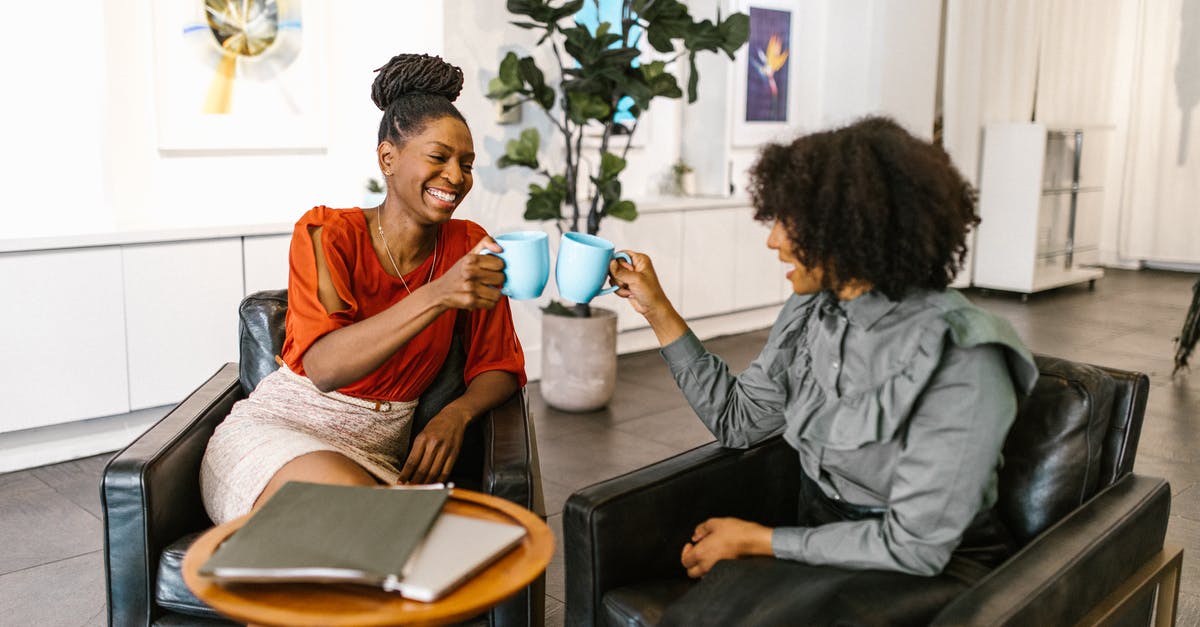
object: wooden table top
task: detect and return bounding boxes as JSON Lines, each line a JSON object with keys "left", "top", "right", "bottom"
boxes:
{"left": 182, "top": 488, "right": 554, "bottom": 627}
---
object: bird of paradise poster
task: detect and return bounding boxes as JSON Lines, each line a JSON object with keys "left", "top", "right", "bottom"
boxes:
{"left": 744, "top": 7, "right": 791, "bottom": 122}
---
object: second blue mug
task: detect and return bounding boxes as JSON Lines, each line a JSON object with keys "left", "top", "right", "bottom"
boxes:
{"left": 555, "top": 232, "right": 632, "bottom": 304}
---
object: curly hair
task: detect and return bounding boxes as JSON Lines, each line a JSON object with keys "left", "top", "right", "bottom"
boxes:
{"left": 749, "top": 116, "right": 979, "bottom": 301}
{"left": 371, "top": 53, "right": 466, "bottom": 145}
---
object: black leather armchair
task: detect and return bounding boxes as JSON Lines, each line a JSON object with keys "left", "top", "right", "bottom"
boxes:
{"left": 101, "top": 289, "right": 545, "bottom": 627}
{"left": 564, "top": 355, "right": 1182, "bottom": 626}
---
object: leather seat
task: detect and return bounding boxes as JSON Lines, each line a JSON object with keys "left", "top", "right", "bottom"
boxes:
{"left": 102, "top": 289, "right": 545, "bottom": 626}
{"left": 564, "top": 355, "right": 1174, "bottom": 626}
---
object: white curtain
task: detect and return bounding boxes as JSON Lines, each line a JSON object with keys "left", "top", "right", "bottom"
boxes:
{"left": 1121, "top": 0, "right": 1200, "bottom": 265}
{"left": 942, "top": 0, "right": 1044, "bottom": 186}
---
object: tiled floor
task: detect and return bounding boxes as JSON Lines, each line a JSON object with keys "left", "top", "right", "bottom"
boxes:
{"left": 2, "top": 268, "right": 1198, "bottom": 626}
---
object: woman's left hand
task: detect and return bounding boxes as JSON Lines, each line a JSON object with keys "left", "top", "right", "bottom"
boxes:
{"left": 680, "top": 517, "right": 774, "bottom": 578}
{"left": 397, "top": 407, "right": 471, "bottom": 484}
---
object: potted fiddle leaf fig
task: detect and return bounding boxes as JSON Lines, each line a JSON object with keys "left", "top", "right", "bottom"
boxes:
{"left": 487, "top": 0, "right": 749, "bottom": 410}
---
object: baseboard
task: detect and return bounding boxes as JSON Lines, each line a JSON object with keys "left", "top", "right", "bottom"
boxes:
{"left": 0, "top": 405, "right": 171, "bottom": 472}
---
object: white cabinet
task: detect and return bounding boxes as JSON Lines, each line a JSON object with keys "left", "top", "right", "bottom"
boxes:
{"left": 681, "top": 208, "right": 741, "bottom": 318}
{"left": 243, "top": 234, "right": 292, "bottom": 295}
{"left": 0, "top": 248, "right": 130, "bottom": 431}
{"left": 122, "top": 239, "right": 244, "bottom": 409}
{"left": 973, "top": 123, "right": 1107, "bottom": 295}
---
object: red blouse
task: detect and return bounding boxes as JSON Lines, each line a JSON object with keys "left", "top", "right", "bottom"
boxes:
{"left": 280, "top": 206, "right": 526, "bottom": 402}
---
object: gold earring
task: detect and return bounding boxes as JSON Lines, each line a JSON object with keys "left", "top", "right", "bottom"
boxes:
{"left": 385, "top": 171, "right": 392, "bottom": 176}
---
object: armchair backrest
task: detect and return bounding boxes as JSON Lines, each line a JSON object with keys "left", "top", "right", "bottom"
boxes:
{"left": 238, "top": 289, "right": 289, "bottom": 394}
{"left": 996, "top": 355, "right": 1149, "bottom": 544}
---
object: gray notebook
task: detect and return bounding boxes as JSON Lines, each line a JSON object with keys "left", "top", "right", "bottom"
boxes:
{"left": 199, "top": 481, "right": 449, "bottom": 588}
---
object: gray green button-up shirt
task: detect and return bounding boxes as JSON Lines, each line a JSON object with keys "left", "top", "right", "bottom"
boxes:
{"left": 661, "top": 289, "right": 1037, "bottom": 576}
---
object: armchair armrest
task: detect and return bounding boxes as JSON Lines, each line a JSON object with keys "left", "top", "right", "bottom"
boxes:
{"left": 481, "top": 388, "right": 544, "bottom": 515}
{"left": 931, "top": 473, "right": 1171, "bottom": 626}
{"left": 564, "top": 435, "right": 801, "bottom": 627}
{"left": 101, "top": 363, "right": 244, "bottom": 627}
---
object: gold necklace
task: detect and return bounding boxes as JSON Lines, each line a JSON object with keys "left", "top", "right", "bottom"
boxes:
{"left": 376, "top": 207, "right": 438, "bottom": 295}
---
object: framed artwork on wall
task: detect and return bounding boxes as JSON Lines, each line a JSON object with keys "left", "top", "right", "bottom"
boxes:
{"left": 151, "top": 0, "right": 329, "bottom": 151}
{"left": 731, "top": 0, "right": 798, "bottom": 147}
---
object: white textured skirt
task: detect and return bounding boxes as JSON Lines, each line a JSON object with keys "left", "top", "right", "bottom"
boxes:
{"left": 199, "top": 365, "right": 417, "bottom": 524}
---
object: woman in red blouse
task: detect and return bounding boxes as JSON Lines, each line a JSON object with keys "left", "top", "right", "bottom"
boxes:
{"left": 199, "top": 54, "right": 525, "bottom": 524}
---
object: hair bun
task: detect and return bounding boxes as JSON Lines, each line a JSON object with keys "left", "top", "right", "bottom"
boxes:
{"left": 371, "top": 53, "right": 464, "bottom": 111}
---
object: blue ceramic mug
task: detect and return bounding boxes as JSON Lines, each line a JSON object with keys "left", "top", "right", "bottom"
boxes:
{"left": 554, "top": 232, "right": 633, "bottom": 304}
{"left": 481, "top": 231, "right": 550, "bottom": 300}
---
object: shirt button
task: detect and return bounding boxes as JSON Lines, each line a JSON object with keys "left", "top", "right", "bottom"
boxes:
{"left": 831, "top": 361, "right": 840, "bottom": 370}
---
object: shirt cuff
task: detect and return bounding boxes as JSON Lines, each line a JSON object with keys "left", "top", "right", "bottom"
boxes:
{"left": 770, "top": 526, "right": 813, "bottom": 561}
{"left": 659, "top": 330, "right": 705, "bottom": 369}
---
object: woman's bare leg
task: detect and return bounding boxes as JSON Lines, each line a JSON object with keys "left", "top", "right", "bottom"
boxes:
{"left": 253, "top": 450, "right": 379, "bottom": 509}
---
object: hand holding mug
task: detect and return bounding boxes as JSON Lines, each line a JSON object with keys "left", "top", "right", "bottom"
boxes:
{"left": 609, "top": 251, "right": 670, "bottom": 316}
{"left": 434, "top": 237, "right": 506, "bottom": 310}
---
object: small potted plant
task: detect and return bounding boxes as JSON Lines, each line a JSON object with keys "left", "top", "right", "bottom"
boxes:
{"left": 671, "top": 159, "right": 696, "bottom": 196}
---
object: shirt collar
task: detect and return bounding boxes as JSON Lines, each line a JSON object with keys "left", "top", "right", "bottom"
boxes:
{"left": 820, "top": 289, "right": 899, "bottom": 330}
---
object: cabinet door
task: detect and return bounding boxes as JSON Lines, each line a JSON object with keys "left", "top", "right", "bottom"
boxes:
{"left": 123, "top": 239, "right": 244, "bottom": 409}
{"left": 243, "top": 234, "right": 292, "bottom": 295}
{"left": 592, "top": 212, "right": 684, "bottom": 331}
{"left": 0, "top": 249, "right": 130, "bottom": 431}
{"left": 732, "top": 208, "right": 786, "bottom": 310}
{"left": 681, "top": 208, "right": 740, "bottom": 318}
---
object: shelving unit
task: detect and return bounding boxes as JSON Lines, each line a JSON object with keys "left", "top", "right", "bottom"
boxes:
{"left": 973, "top": 122, "right": 1110, "bottom": 299}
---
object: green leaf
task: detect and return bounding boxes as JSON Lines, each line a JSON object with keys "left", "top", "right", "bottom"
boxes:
{"left": 719, "top": 13, "right": 750, "bottom": 58}
{"left": 524, "top": 179, "right": 564, "bottom": 221}
{"left": 567, "top": 93, "right": 611, "bottom": 124}
{"left": 518, "top": 56, "right": 546, "bottom": 92}
{"left": 499, "top": 128, "right": 540, "bottom": 169}
{"left": 646, "top": 25, "right": 674, "bottom": 53}
{"left": 599, "top": 152, "right": 627, "bottom": 180}
{"left": 535, "top": 85, "right": 556, "bottom": 110}
{"left": 606, "top": 200, "right": 638, "bottom": 221}
{"left": 499, "top": 51, "right": 521, "bottom": 87}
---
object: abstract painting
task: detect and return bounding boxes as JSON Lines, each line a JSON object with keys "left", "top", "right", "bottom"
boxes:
{"left": 152, "top": 0, "right": 328, "bottom": 151}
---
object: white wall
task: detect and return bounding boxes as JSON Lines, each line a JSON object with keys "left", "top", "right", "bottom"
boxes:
{"left": 6, "top": 0, "right": 446, "bottom": 240}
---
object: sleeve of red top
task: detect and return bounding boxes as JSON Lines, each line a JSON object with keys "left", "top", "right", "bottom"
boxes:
{"left": 286, "top": 208, "right": 360, "bottom": 362}
{"left": 460, "top": 221, "right": 528, "bottom": 387}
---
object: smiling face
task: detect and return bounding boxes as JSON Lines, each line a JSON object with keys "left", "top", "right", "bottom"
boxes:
{"left": 378, "top": 115, "right": 475, "bottom": 225}
{"left": 767, "top": 220, "right": 825, "bottom": 294}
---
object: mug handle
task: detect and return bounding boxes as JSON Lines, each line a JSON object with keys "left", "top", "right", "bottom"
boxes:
{"left": 597, "top": 252, "right": 633, "bottom": 296}
{"left": 478, "top": 249, "right": 510, "bottom": 296}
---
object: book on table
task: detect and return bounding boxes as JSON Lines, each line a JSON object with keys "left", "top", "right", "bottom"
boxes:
{"left": 198, "top": 480, "right": 527, "bottom": 601}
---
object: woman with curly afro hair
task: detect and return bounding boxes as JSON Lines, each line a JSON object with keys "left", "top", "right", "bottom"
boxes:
{"left": 609, "top": 116, "right": 1040, "bottom": 624}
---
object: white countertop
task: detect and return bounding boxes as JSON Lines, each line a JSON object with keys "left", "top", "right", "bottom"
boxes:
{"left": 0, "top": 195, "right": 751, "bottom": 253}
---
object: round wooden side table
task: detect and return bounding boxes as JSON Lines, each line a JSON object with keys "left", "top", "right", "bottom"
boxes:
{"left": 182, "top": 488, "right": 553, "bottom": 627}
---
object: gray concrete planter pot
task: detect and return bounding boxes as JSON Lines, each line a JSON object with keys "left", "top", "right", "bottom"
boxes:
{"left": 540, "top": 307, "right": 617, "bottom": 412}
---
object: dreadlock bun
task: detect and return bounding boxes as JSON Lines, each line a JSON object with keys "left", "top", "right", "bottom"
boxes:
{"left": 371, "top": 53, "right": 464, "bottom": 112}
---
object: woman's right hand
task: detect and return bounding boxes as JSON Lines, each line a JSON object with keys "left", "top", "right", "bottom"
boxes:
{"left": 610, "top": 251, "right": 688, "bottom": 345}
{"left": 609, "top": 251, "right": 670, "bottom": 317}
{"left": 433, "top": 237, "right": 506, "bottom": 310}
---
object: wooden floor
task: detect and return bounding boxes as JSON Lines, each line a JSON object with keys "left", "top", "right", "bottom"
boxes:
{"left": 1, "top": 268, "right": 1197, "bottom": 626}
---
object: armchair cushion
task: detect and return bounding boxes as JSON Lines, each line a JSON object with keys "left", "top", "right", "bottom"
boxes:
{"left": 997, "top": 356, "right": 1115, "bottom": 544}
